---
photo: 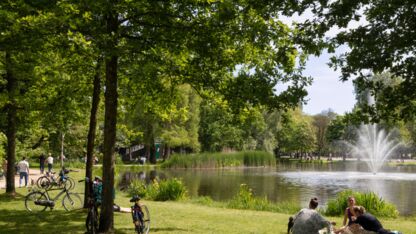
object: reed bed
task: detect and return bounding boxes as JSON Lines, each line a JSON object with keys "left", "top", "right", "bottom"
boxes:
{"left": 161, "top": 151, "right": 276, "bottom": 168}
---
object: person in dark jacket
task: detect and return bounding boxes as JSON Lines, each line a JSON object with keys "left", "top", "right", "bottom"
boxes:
{"left": 351, "top": 206, "right": 391, "bottom": 234}
{"left": 39, "top": 154, "right": 45, "bottom": 174}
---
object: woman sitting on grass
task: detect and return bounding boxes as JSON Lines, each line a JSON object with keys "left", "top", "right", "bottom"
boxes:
{"left": 334, "top": 196, "right": 357, "bottom": 233}
{"left": 337, "top": 206, "right": 395, "bottom": 234}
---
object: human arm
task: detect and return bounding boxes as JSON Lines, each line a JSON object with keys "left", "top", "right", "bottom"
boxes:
{"left": 343, "top": 208, "right": 348, "bottom": 226}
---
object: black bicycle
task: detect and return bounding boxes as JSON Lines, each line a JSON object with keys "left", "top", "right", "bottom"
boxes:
{"left": 79, "top": 177, "right": 99, "bottom": 234}
{"left": 36, "top": 167, "right": 76, "bottom": 190}
{"left": 130, "top": 195, "right": 150, "bottom": 234}
{"left": 25, "top": 184, "right": 83, "bottom": 212}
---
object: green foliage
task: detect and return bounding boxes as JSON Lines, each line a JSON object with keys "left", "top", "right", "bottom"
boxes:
{"left": 325, "top": 190, "right": 399, "bottom": 218}
{"left": 276, "top": 108, "right": 317, "bottom": 154}
{"left": 161, "top": 151, "right": 275, "bottom": 168}
{"left": 127, "top": 180, "right": 148, "bottom": 198}
{"left": 154, "top": 178, "right": 187, "bottom": 201}
{"left": 227, "top": 184, "right": 300, "bottom": 214}
{"left": 127, "top": 178, "right": 187, "bottom": 201}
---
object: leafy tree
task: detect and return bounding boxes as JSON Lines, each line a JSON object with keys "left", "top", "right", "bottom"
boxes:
{"left": 303, "top": 1, "right": 416, "bottom": 121}
{"left": 312, "top": 110, "right": 336, "bottom": 159}
{"left": 276, "top": 108, "right": 316, "bottom": 157}
{"left": 61, "top": 1, "right": 323, "bottom": 231}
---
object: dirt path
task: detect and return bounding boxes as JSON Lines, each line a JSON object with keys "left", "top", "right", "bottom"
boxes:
{"left": 0, "top": 168, "right": 43, "bottom": 189}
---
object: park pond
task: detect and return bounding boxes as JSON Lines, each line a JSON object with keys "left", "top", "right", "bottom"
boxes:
{"left": 119, "top": 161, "right": 416, "bottom": 215}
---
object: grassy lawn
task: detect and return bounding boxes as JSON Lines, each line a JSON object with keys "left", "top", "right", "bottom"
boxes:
{"left": 1, "top": 168, "right": 416, "bottom": 233}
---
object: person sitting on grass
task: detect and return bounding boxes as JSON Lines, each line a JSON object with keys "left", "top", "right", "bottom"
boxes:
{"left": 337, "top": 206, "right": 395, "bottom": 234}
{"left": 334, "top": 196, "right": 357, "bottom": 233}
{"left": 290, "top": 197, "right": 334, "bottom": 234}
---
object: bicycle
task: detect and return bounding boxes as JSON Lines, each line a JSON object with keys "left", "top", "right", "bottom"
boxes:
{"left": 130, "top": 195, "right": 150, "bottom": 234}
{"left": 36, "top": 167, "right": 76, "bottom": 190}
{"left": 79, "top": 177, "right": 100, "bottom": 234}
{"left": 25, "top": 183, "right": 83, "bottom": 212}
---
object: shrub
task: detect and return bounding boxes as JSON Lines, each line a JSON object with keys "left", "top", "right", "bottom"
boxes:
{"left": 127, "top": 180, "right": 148, "bottom": 198}
{"left": 127, "top": 178, "right": 187, "bottom": 201}
{"left": 154, "top": 178, "right": 187, "bottom": 201}
{"left": 325, "top": 190, "right": 399, "bottom": 218}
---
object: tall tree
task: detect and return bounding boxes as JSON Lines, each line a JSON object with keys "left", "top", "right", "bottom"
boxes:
{"left": 304, "top": 1, "right": 416, "bottom": 121}
{"left": 71, "top": 1, "right": 324, "bottom": 232}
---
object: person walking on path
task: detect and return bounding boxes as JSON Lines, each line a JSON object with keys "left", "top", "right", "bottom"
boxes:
{"left": 47, "top": 153, "right": 54, "bottom": 173}
{"left": 39, "top": 154, "right": 45, "bottom": 174}
{"left": 17, "top": 157, "right": 30, "bottom": 187}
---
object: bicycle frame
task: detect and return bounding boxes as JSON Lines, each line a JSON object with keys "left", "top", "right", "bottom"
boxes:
{"left": 43, "top": 187, "right": 71, "bottom": 204}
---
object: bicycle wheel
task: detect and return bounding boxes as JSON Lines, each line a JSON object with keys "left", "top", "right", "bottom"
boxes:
{"left": 86, "top": 207, "right": 99, "bottom": 234}
{"left": 36, "top": 176, "right": 51, "bottom": 190}
{"left": 62, "top": 192, "right": 83, "bottom": 211}
{"left": 25, "top": 191, "right": 48, "bottom": 212}
{"left": 66, "top": 177, "right": 76, "bottom": 190}
{"left": 140, "top": 205, "right": 150, "bottom": 234}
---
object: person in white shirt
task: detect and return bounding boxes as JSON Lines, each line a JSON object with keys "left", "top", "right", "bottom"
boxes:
{"left": 47, "top": 153, "right": 54, "bottom": 173}
{"left": 17, "top": 157, "right": 30, "bottom": 187}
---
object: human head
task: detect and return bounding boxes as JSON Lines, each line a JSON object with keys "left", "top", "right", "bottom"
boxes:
{"left": 94, "top": 176, "right": 102, "bottom": 182}
{"left": 352, "top": 206, "right": 366, "bottom": 216}
{"left": 309, "top": 197, "right": 319, "bottom": 209}
{"left": 347, "top": 196, "right": 356, "bottom": 206}
{"left": 22, "top": 157, "right": 26, "bottom": 160}
{"left": 48, "top": 153, "right": 51, "bottom": 156}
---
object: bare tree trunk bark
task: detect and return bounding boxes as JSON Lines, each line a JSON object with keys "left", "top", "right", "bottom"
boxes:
{"left": 5, "top": 51, "right": 16, "bottom": 195}
{"left": 99, "top": 53, "right": 118, "bottom": 233}
{"left": 99, "top": 6, "right": 119, "bottom": 232}
{"left": 84, "top": 57, "right": 102, "bottom": 208}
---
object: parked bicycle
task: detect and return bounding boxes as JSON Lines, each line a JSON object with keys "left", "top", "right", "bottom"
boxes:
{"left": 130, "top": 195, "right": 150, "bottom": 234}
{"left": 36, "top": 167, "right": 76, "bottom": 190}
{"left": 25, "top": 183, "right": 83, "bottom": 212}
{"left": 79, "top": 177, "right": 102, "bottom": 234}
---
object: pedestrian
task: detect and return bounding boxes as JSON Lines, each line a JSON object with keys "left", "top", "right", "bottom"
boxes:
{"left": 39, "top": 154, "right": 45, "bottom": 174}
{"left": 17, "top": 157, "right": 30, "bottom": 187}
{"left": 47, "top": 153, "right": 54, "bottom": 173}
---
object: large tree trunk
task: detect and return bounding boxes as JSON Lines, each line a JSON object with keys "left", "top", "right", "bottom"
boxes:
{"left": 5, "top": 51, "right": 17, "bottom": 195}
{"left": 84, "top": 58, "right": 102, "bottom": 208}
{"left": 99, "top": 53, "right": 118, "bottom": 233}
{"left": 99, "top": 7, "right": 119, "bottom": 233}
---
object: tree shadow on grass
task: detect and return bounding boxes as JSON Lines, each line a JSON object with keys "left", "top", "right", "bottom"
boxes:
{"left": 0, "top": 209, "right": 86, "bottom": 234}
{"left": 117, "top": 227, "right": 191, "bottom": 233}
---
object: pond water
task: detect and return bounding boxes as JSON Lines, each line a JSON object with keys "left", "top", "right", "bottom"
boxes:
{"left": 119, "top": 161, "right": 416, "bottom": 215}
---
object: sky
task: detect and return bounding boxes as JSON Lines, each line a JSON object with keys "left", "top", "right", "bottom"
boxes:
{"left": 278, "top": 11, "right": 366, "bottom": 116}
{"left": 301, "top": 51, "right": 356, "bottom": 115}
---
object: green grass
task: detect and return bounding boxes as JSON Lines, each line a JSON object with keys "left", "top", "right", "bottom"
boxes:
{"left": 161, "top": 151, "right": 276, "bottom": 168}
{"left": 1, "top": 168, "right": 416, "bottom": 233}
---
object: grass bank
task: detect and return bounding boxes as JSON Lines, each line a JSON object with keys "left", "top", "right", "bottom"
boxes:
{"left": 1, "top": 189, "right": 416, "bottom": 234}
{"left": 161, "top": 151, "right": 276, "bottom": 168}
{"left": 1, "top": 168, "right": 416, "bottom": 233}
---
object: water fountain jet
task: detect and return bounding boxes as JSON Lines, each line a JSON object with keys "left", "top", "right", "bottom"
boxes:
{"left": 350, "top": 124, "right": 401, "bottom": 174}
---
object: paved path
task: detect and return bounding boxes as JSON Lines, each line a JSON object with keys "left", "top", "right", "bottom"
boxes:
{"left": 0, "top": 168, "right": 43, "bottom": 189}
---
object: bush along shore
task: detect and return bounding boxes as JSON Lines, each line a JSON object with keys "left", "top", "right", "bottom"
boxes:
{"left": 161, "top": 151, "right": 276, "bottom": 168}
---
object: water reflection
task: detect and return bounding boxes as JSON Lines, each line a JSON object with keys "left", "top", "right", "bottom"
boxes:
{"left": 118, "top": 162, "right": 416, "bottom": 215}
